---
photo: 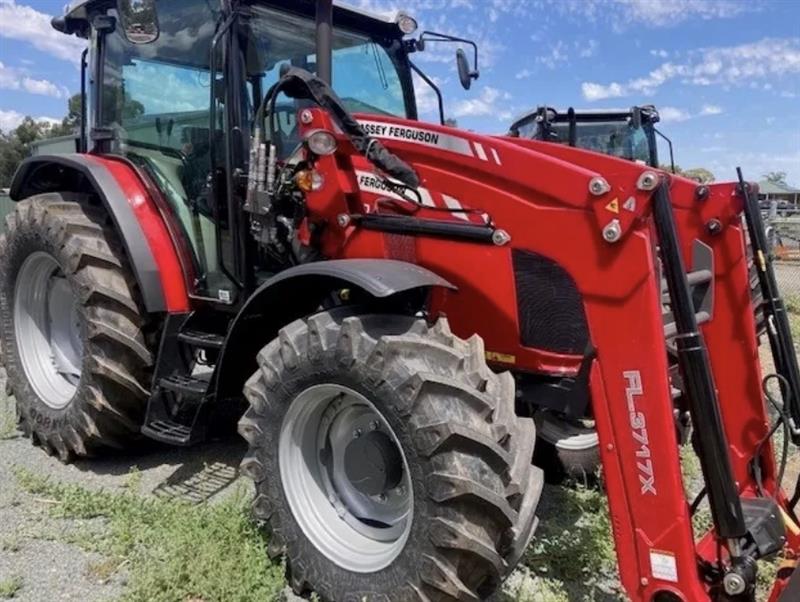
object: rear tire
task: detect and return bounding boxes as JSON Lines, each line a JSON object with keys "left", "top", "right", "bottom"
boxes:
{"left": 238, "top": 310, "right": 543, "bottom": 601}
{"left": 0, "top": 193, "right": 154, "bottom": 461}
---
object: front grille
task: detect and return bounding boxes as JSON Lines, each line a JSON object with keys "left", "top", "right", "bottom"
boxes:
{"left": 513, "top": 249, "right": 589, "bottom": 354}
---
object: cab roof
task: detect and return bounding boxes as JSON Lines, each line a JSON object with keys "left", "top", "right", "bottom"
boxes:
{"left": 56, "top": 0, "right": 408, "bottom": 40}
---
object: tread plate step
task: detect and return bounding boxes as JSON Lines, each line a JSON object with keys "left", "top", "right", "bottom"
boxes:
{"left": 159, "top": 373, "right": 209, "bottom": 397}
{"left": 141, "top": 419, "right": 195, "bottom": 446}
{"left": 177, "top": 330, "right": 225, "bottom": 350}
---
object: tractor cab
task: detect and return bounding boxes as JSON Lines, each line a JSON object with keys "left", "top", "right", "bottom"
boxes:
{"left": 508, "top": 105, "right": 669, "bottom": 169}
{"left": 52, "top": 0, "right": 437, "bottom": 303}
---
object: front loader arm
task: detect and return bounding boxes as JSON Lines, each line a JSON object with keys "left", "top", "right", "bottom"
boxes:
{"left": 292, "top": 109, "right": 799, "bottom": 600}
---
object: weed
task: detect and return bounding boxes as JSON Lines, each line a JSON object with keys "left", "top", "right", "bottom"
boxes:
{"left": 525, "top": 482, "right": 619, "bottom": 597}
{"left": 0, "top": 537, "right": 20, "bottom": 553}
{"left": 0, "top": 576, "right": 22, "bottom": 599}
{"left": 13, "top": 468, "right": 285, "bottom": 602}
{"left": 0, "top": 393, "right": 16, "bottom": 440}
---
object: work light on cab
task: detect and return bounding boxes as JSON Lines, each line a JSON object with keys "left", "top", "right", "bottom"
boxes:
{"left": 395, "top": 12, "right": 417, "bottom": 35}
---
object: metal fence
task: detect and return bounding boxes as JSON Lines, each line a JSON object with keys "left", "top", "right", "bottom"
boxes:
{"left": 770, "top": 216, "right": 800, "bottom": 301}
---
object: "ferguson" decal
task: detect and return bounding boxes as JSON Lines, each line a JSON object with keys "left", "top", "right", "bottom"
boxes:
{"left": 624, "top": 370, "right": 656, "bottom": 496}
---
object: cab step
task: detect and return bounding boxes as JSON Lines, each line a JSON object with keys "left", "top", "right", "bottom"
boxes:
{"left": 141, "top": 419, "right": 195, "bottom": 446}
{"left": 177, "top": 330, "right": 225, "bottom": 350}
{"left": 159, "top": 373, "right": 209, "bottom": 396}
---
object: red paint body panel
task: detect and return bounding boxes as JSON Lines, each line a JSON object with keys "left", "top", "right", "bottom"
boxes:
{"left": 297, "top": 110, "right": 799, "bottom": 600}
{"left": 84, "top": 155, "right": 190, "bottom": 312}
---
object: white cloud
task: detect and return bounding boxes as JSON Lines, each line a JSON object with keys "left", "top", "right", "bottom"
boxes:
{"left": 0, "top": 109, "right": 60, "bottom": 132}
{"left": 515, "top": 68, "right": 532, "bottom": 80}
{"left": 650, "top": 49, "right": 669, "bottom": 58}
{"left": 451, "top": 86, "right": 511, "bottom": 119}
{"left": 581, "top": 82, "right": 624, "bottom": 101}
{"left": 536, "top": 40, "right": 569, "bottom": 70}
{"left": 581, "top": 37, "right": 800, "bottom": 100}
{"left": 0, "top": 0, "right": 86, "bottom": 63}
{"left": 659, "top": 107, "right": 692, "bottom": 123}
{"left": 699, "top": 104, "right": 723, "bottom": 116}
{"left": 578, "top": 39, "right": 599, "bottom": 59}
{"left": 0, "top": 61, "right": 68, "bottom": 98}
{"left": 553, "top": 0, "right": 753, "bottom": 29}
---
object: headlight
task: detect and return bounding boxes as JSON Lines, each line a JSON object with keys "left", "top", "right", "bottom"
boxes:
{"left": 396, "top": 13, "right": 418, "bottom": 35}
{"left": 305, "top": 129, "right": 338, "bottom": 156}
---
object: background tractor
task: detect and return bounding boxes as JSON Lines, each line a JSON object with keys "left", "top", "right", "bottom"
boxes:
{"left": 1, "top": 1, "right": 800, "bottom": 601}
{"left": 508, "top": 104, "right": 671, "bottom": 169}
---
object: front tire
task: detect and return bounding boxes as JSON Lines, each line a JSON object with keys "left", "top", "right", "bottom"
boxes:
{"left": 0, "top": 193, "right": 154, "bottom": 460}
{"left": 238, "top": 311, "right": 543, "bottom": 601}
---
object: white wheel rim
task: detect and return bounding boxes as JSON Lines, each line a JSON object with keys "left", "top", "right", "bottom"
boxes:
{"left": 279, "top": 383, "right": 413, "bottom": 573}
{"left": 14, "top": 252, "right": 83, "bottom": 409}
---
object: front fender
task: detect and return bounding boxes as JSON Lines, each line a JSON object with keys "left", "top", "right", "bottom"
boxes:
{"left": 213, "top": 259, "right": 455, "bottom": 402}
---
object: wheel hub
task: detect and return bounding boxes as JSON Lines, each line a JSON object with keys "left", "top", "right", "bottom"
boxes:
{"left": 343, "top": 429, "right": 403, "bottom": 497}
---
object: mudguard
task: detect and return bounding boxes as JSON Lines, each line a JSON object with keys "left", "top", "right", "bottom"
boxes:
{"left": 213, "top": 258, "right": 455, "bottom": 401}
{"left": 10, "top": 154, "right": 189, "bottom": 313}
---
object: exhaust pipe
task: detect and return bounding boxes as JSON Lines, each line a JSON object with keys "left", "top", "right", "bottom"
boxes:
{"left": 316, "top": 0, "right": 333, "bottom": 84}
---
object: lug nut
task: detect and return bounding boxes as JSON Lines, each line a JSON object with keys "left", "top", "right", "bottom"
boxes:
{"left": 369, "top": 420, "right": 380, "bottom": 431}
{"left": 353, "top": 428, "right": 363, "bottom": 439}
{"left": 602, "top": 219, "right": 622, "bottom": 243}
{"left": 299, "top": 109, "right": 314, "bottom": 125}
{"left": 492, "top": 229, "right": 511, "bottom": 246}
{"left": 337, "top": 214, "right": 351, "bottom": 228}
{"left": 637, "top": 171, "right": 659, "bottom": 191}
{"left": 589, "top": 177, "right": 610, "bottom": 196}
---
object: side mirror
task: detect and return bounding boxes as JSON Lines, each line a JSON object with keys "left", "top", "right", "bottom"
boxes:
{"left": 456, "top": 48, "right": 479, "bottom": 90}
{"left": 117, "top": 0, "right": 159, "bottom": 44}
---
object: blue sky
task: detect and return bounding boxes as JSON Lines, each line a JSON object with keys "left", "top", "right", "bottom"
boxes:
{"left": 1, "top": 0, "right": 799, "bottom": 184}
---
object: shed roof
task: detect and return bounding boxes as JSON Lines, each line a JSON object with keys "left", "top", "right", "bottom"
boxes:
{"left": 758, "top": 180, "right": 800, "bottom": 195}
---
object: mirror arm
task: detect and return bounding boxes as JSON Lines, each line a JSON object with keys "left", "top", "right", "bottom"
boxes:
{"left": 417, "top": 31, "right": 479, "bottom": 73}
{"left": 409, "top": 60, "right": 444, "bottom": 125}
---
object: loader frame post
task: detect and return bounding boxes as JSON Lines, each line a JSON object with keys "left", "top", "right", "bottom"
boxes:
{"left": 316, "top": 0, "right": 333, "bottom": 84}
{"left": 652, "top": 181, "right": 747, "bottom": 542}
{"left": 737, "top": 168, "right": 800, "bottom": 442}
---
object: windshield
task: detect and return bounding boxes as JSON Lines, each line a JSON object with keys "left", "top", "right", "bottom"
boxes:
{"left": 247, "top": 6, "right": 414, "bottom": 121}
{"left": 529, "top": 119, "right": 653, "bottom": 164}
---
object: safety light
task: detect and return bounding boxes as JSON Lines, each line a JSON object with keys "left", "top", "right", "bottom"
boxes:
{"left": 396, "top": 13, "right": 418, "bottom": 35}
{"left": 294, "top": 169, "right": 325, "bottom": 192}
{"left": 305, "top": 129, "right": 338, "bottom": 156}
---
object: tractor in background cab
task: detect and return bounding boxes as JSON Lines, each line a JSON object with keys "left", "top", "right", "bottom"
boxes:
{"left": 509, "top": 104, "right": 672, "bottom": 170}
{"left": 2, "top": 1, "right": 800, "bottom": 601}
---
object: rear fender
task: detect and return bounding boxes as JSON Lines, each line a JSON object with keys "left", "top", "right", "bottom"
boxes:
{"left": 213, "top": 259, "right": 455, "bottom": 402}
{"left": 10, "top": 154, "right": 190, "bottom": 313}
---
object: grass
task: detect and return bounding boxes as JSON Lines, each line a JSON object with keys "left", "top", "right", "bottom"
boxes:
{"left": 525, "top": 481, "right": 620, "bottom": 600}
{"left": 13, "top": 468, "right": 285, "bottom": 602}
{"left": 0, "top": 576, "right": 22, "bottom": 599}
{"left": 0, "top": 391, "right": 16, "bottom": 441}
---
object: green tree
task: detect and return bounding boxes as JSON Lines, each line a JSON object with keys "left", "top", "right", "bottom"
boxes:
{"left": 682, "top": 167, "right": 715, "bottom": 184}
{"left": 763, "top": 171, "right": 787, "bottom": 185}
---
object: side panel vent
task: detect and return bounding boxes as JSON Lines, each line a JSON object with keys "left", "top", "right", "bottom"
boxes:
{"left": 513, "top": 249, "right": 589, "bottom": 354}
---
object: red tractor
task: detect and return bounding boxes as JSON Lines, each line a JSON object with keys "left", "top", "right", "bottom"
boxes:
{"left": 2, "top": 1, "right": 800, "bottom": 600}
